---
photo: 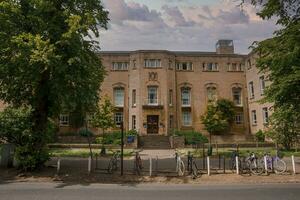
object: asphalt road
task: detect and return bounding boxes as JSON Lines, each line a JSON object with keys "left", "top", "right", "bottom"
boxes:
{"left": 0, "top": 182, "right": 299, "bottom": 200}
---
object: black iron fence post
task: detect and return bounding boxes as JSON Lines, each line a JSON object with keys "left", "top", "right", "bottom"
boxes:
{"left": 120, "top": 122, "right": 124, "bottom": 176}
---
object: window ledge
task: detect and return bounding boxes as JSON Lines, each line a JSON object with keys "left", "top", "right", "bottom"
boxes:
{"left": 202, "top": 70, "right": 219, "bottom": 72}
{"left": 111, "top": 70, "right": 129, "bottom": 72}
{"left": 176, "top": 70, "right": 194, "bottom": 72}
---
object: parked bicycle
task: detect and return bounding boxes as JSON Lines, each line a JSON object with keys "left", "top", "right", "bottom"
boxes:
{"left": 187, "top": 152, "right": 201, "bottom": 179}
{"left": 107, "top": 150, "right": 120, "bottom": 174}
{"left": 175, "top": 152, "right": 185, "bottom": 176}
{"left": 230, "top": 150, "right": 264, "bottom": 175}
{"left": 134, "top": 151, "right": 143, "bottom": 175}
{"left": 263, "top": 152, "right": 286, "bottom": 174}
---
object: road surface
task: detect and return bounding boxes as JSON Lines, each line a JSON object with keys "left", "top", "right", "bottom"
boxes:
{"left": 0, "top": 182, "right": 299, "bottom": 200}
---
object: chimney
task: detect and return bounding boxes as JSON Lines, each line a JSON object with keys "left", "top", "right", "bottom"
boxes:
{"left": 216, "top": 40, "right": 234, "bottom": 54}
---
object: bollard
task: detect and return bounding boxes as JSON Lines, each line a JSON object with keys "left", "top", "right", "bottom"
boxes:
{"left": 149, "top": 156, "right": 152, "bottom": 177}
{"left": 95, "top": 154, "right": 98, "bottom": 170}
{"left": 235, "top": 156, "right": 239, "bottom": 175}
{"left": 156, "top": 156, "right": 158, "bottom": 175}
{"left": 292, "top": 155, "right": 296, "bottom": 175}
{"left": 57, "top": 158, "right": 61, "bottom": 174}
{"left": 207, "top": 156, "right": 210, "bottom": 176}
{"left": 88, "top": 156, "right": 92, "bottom": 174}
{"left": 218, "top": 154, "right": 221, "bottom": 169}
{"left": 264, "top": 156, "right": 268, "bottom": 174}
{"left": 223, "top": 156, "right": 226, "bottom": 174}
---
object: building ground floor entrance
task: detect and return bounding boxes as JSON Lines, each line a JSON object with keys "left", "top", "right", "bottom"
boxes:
{"left": 147, "top": 115, "right": 159, "bottom": 134}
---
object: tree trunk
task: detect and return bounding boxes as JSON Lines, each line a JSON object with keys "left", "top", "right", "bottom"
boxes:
{"left": 31, "top": 71, "right": 50, "bottom": 168}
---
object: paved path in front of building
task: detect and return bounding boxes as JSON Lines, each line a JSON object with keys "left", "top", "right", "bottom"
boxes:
{"left": 138, "top": 149, "right": 175, "bottom": 159}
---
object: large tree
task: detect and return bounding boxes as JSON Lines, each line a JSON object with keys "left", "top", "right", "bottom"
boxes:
{"left": 0, "top": 0, "right": 108, "bottom": 169}
{"left": 201, "top": 99, "right": 235, "bottom": 142}
{"left": 246, "top": 0, "right": 300, "bottom": 147}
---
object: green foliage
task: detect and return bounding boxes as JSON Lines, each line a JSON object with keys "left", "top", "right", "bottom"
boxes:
{"left": 90, "top": 96, "right": 115, "bottom": 131}
{"left": 266, "top": 106, "right": 299, "bottom": 150}
{"left": 126, "top": 129, "right": 138, "bottom": 136}
{"left": 247, "top": 0, "right": 299, "bottom": 26}
{"left": 255, "top": 130, "right": 265, "bottom": 142}
{"left": 174, "top": 130, "right": 208, "bottom": 145}
{"left": 201, "top": 99, "right": 235, "bottom": 135}
{"left": 95, "top": 136, "right": 103, "bottom": 144}
{"left": 46, "top": 118, "right": 59, "bottom": 143}
{"left": 0, "top": 107, "right": 52, "bottom": 171}
{"left": 248, "top": 1, "right": 300, "bottom": 150}
{"left": 78, "top": 128, "right": 94, "bottom": 137}
{"left": 0, "top": 0, "right": 108, "bottom": 169}
{"left": 103, "top": 132, "right": 122, "bottom": 145}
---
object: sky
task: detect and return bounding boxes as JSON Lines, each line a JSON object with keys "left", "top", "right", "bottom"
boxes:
{"left": 98, "top": 0, "right": 279, "bottom": 54}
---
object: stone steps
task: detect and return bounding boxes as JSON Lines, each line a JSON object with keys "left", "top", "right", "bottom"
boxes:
{"left": 139, "top": 135, "right": 171, "bottom": 149}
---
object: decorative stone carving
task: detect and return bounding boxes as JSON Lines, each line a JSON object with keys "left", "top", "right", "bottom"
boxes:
{"left": 149, "top": 72, "right": 158, "bottom": 81}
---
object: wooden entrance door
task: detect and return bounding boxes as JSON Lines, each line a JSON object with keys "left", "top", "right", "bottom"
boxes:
{"left": 147, "top": 115, "right": 159, "bottom": 134}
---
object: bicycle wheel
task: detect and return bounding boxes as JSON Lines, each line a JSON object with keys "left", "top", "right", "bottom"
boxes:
{"left": 250, "top": 159, "right": 264, "bottom": 175}
{"left": 178, "top": 160, "right": 185, "bottom": 176}
{"left": 107, "top": 160, "right": 113, "bottom": 174}
{"left": 274, "top": 159, "right": 286, "bottom": 174}
{"left": 192, "top": 162, "right": 200, "bottom": 179}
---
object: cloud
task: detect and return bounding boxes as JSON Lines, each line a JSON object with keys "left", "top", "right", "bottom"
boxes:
{"left": 98, "top": 0, "right": 278, "bottom": 54}
{"left": 162, "top": 5, "right": 195, "bottom": 27}
{"left": 102, "top": 0, "right": 163, "bottom": 25}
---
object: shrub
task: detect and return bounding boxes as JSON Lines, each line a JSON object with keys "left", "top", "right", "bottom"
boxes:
{"left": 95, "top": 136, "right": 103, "bottom": 144}
{"left": 255, "top": 130, "right": 265, "bottom": 142}
{"left": 78, "top": 128, "right": 94, "bottom": 137}
{"left": 174, "top": 130, "right": 208, "bottom": 145}
{"left": 103, "top": 131, "right": 121, "bottom": 145}
{"left": 0, "top": 106, "right": 52, "bottom": 171}
{"left": 126, "top": 129, "right": 138, "bottom": 136}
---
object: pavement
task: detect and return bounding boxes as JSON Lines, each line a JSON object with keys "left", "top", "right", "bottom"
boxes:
{"left": 0, "top": 182, "right": 299, "bottom": 200}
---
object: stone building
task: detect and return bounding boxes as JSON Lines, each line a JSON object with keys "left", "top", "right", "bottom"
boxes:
{"left": 59, "top": 39, "right": 270, "bottom": 142}
{"left": 245, "top": 52, "right": 273, "bottom": 135}
{"left": 0, "top": 39, "right": 272, "bottom": 142}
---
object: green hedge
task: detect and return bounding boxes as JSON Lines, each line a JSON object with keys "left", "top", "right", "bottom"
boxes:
{"left": 95, "top": 130, "right": 137, "bottom": 145}
{"left": 174, "top": 130, "right": 208, "bottom": 145}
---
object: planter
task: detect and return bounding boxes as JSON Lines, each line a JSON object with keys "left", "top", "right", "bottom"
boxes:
{"left": 127, "top": 135, "right": 135, "bottom": 143}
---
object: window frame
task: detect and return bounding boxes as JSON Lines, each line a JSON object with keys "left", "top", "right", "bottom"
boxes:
{"left": 235, "top": 113, "right": 243, "bottom": 124}
{"left": 207, "top": 86, "right": 217, "bottom": 102}
{"left": 114, "top": 87, "right": 125, "bottom": 107}
{"left": 262, "top": 107, "right": 269, "bottom": 124}
{"left": 114, "top": 112, "right": 123, "bottom": 127}
{"left": 169, "top": 89, "right": 173, "bottom": 106}
{"left": 144, "top": 59, "right": 161, "bottom": 68}
{"left": 251, "top": 110, "right": 257, "bottom": 125}
{"left": 248, "top": 81, "right": 255, "bottom": 99}
{"left": 232, "top": 87, "right": 242, "bottom": 106}
{"left": 182, "top": 111, "right": 192, "bottom": 126}
{"left": 181, "top": 87, "right": 191, "bottom": 106}
{"left": 59, "top": 114, "right": 69, "bottom": 126}
{"left": 147, "top": 86, "right": 158, "bottom": 105}
{"left": 132, "top": 89, "right": 136, "bottom": 107}
{"left": 112, "top": 62, "right": 129, "bottom": 71}
{"left": 132, "top": 115, "right": 136, "bottom": 130}
{"left": 259, "top": 76, "right": 265, "bottom": 95}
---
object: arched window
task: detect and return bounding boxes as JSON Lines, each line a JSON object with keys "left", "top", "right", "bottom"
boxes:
{"left": 207, "top": 86, "right": 217, "bottom": 102}
{"left": 181, "top": 87, "right": 191, "bottom": 106}
{"left": 113, "top": 87, "right": 124, "bottom": 107}
{"left": 232, "top": 87, "right": 242, "bottom": 106}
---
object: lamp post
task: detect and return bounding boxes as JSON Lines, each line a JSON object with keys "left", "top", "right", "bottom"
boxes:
{"left": 120, "top": 121, "right": 124, "bottom": 176}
